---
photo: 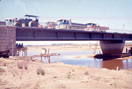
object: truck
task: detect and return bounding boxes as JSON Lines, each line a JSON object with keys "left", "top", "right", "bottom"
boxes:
{"left": 43, "top": 21, "right": 56, "bottom": 29}
{"left": 55, "top": 19, "right": 87, "bottom": 30}
{"left": 4, "top": 14, "right": 39, "bottom": 27}
{"left": 85, "top": 23, "right": 109, "bottom": 32}
{"left": 55, "top": 18, "right": 109, "bottom": 32}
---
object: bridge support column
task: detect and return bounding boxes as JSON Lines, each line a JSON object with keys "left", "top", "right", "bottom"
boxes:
{"left": 100, "top": 40, "right": 125, "bottom": 57}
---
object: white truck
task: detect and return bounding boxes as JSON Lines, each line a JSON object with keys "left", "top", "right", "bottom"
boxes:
{"left": 55, "top": 19, "right": 87, "bottom": 30}
{"left": 85, "top": 23, "right": 109, "bottom": 32}
{"left": 55, "top": 19, "right": 109, "bottom": 32}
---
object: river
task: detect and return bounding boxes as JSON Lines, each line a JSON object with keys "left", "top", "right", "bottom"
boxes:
{"left": 24, "top": 50, "right": 132, "bottom": 70}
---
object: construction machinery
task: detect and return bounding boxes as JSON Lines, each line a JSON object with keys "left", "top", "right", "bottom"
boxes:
{"left": 4, "top": 14, "right": 39, "bottom": 27}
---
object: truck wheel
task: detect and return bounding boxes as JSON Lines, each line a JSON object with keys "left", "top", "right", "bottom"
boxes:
{"left": 14, "top": 22, "right": 22, "bottom": 27}
{"left": 29, "top": 21, "right": 38, "bottom": 27}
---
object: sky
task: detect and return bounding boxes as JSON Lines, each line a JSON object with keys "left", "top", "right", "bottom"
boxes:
{"left": 0, "top": 0, "right": 132, "bottom": 45}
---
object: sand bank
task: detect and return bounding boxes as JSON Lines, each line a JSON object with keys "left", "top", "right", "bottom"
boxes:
{"left": 0, "top": 57, "right": 132, "bottom": 89}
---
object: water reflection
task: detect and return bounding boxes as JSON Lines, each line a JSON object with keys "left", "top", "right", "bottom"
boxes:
{"left": 101, "top": 58, "right": 132, "bottom": 70}
{"left": 102, "top": 59, "right": 123, "bottom": 70}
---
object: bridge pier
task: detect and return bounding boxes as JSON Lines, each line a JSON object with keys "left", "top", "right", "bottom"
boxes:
{"left": 100, "top": 40, "right": 125, "bottom": 57}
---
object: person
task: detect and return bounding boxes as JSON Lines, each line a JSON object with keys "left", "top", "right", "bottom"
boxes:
{"left": 21, "top": 43, "right": 23, "bottom": 48}
{"left": 35, "top": 18, "right": 38, "bottom": 22}
{"left": 126, "top": 48, "right": 128, "bottom": 53}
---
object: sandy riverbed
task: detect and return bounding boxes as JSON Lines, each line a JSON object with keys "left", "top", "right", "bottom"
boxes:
{"left": 27, "top": 43, "right": 131, "bottom": 52}
{"left": 0, "top": 57, "right": 132, "bottom": 89}
{"left": 0, "top": 44, "right": 132, "bottom": 89}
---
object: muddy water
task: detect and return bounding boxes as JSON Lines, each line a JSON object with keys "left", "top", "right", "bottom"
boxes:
{"left": 26, "top": 50, "right": 132, "bottom": 70}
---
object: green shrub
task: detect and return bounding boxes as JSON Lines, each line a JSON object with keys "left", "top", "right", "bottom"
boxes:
{"left": 84, "top": 71, "right": 89, "bottom": 75}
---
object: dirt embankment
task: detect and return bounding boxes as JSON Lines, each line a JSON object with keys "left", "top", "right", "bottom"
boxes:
{"left": 0, "top": 57, "right": 132, "bottom": 89}
{"left": 0, "top": 44, "right": 132, "bottom": 89}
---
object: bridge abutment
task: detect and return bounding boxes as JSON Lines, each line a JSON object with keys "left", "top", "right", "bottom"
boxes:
{"left": 0, "top": 26, "right": 16, "bottom": 56}
{"left": 100, "top": 40, "right": 125, "bottom": 57}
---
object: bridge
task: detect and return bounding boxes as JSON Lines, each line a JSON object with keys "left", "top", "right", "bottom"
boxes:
{"left": 16, "top": 27, "right": 132, "bottom": 41}
{"left": 16, "top": 27, "right": 132, "bottom": 57}
{"left": 0, "top": 26, "right": 132, "bottom": 56}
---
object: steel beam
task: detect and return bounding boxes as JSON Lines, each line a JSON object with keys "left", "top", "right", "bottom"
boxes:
{"left": 16, "top": 27, "right": 132, "bottom": 41}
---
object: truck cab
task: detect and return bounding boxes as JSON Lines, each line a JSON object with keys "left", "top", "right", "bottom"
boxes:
{"left": 4, "top": 18, "right": 15, "bottom": 26}
{"left": 56, "top": 19, "right": 70, "bottom": 29}
{"left": 85, "top": 23, "right": 109, "bottom": 32}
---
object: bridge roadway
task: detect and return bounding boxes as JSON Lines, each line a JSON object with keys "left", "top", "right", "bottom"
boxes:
{"left": 16, "top": 27, "right": 132, "bottom": 41}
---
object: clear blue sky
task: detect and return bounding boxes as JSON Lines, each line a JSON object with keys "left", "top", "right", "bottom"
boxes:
{"left": 0, "top": 0, "right": 132, "bottom": 45}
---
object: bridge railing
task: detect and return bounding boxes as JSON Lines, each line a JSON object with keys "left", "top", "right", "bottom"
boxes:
{"left": 107, "top": 28, "right": 132, "bottom": 34}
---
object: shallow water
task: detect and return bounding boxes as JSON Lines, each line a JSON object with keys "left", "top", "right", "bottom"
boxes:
{"left": 24, "top": 50, "right": 132, "bottom": 70}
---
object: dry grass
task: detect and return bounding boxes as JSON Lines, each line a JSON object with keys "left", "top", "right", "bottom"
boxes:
{"left": 67, "top": 72, "right": 72, "bottom": 79}
{"left": 24, "top": 63, "right": 28, "bottom": 70}
{"left": 0, "top": 67, "right": 5, "bottom": 75}
{"left": 37, "top": 69, "right": 41, "bottom": 75}
{"left": 17, "top": 60, "right": 29, "bottom": 70}
{"left": 0, "top": 67, "right": 5, "bottom": 72}
{"left": 36, "top": 68, "right": 45, "bottom": 76}
{"left": 0, "top": 78, "right": 8, "bottom": 85}
{"left": 2, "top": 61, "right": 6, "bottom": 66}
{"left": 17, "top": 61, "right": 23, "bottom": 69}
{"left": 84, "top": 71, "right": 89, "bottom": 75}
{"left": 41, "top": 69, "right": 45, "bottom": 75}
{"left": 0, "top": 60, "right": 7, "bottom": 66}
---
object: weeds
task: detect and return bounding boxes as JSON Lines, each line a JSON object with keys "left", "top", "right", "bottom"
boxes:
{"left": 3, "top": 62, "right": 6, "bottom": 66}
{"left": 2, "top": 61, "right": 6, "bottom": 66}
{"left": 41, "top": 69, "right": 45, "bottom": 75}
{"left": 66, "top": 71, "right": 75, "bottom": 79}
{"left": 17, "top": 62, "right": 23, "bottom": 69}
{"left": 37, "top": 69, "right": 40, "bottom": 75}
{"left": 37, "top": 68, "right": 45, "bottom": 76}
{"left": 17, "top": 60, "right": 28, "bottom": 70}
{"left": 0, "top": 60, "right": 6, "bottom": 66}
{"left": 0, "top": 67, "right": 5, "bottom": 75}
{"left": 113, "top": 82, "right": 117, "bottom": 87}
{"left": 24, "top": 63, "right": 28, "bottom": 70}
{"left": 84, "top": 71, "right": 89, "bottom": 75}
{"left": 67, "top": 72, "right": 72, "bottom": 79}
{"left": 72, "top": 69, "right": 74, "bottom": 72}
{"left": 94, "top": 76, "right": 102, "bottom": 81}
{"left": 0, "top": 67, "right": 5, "bottom": 72}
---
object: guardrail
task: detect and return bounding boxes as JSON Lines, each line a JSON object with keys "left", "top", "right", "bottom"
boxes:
{"left": 107, "top": 28, "right": 132, "bottom": 34}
